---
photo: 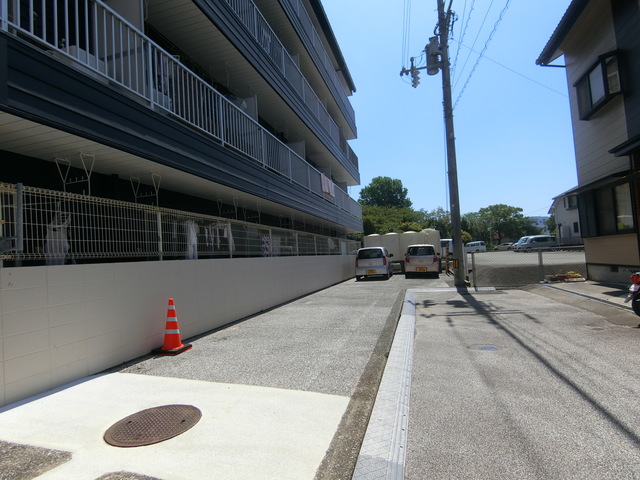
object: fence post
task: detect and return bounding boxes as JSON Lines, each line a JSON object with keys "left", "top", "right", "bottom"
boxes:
{"left": 147, "top": 42, "right": 155, "bottom": 109}
{"left": 15, "top": 183, "right": 23, "bottom": 267}
{"left": 471, "top": 252, "right": 477, "bottom": 288}
{"left": 538, "top": 250, "right": 545, "bottom": 283}
{"left": 156, "top": 211, "right": 163, "bottom": 260}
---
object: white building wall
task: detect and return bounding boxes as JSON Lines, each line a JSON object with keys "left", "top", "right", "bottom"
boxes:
{"left": 0, "top": 255, "right": 355, "bottom": 407}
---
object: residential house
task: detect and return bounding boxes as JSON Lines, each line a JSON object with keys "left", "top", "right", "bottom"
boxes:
{"left": 0, "top": 0, "right": 362, "bottom": 406}
{"left": 537, "top": 0, "right": 640, "bottom": 282}
{"left": 549, "top": 189, "right": 583, "bottom": 246}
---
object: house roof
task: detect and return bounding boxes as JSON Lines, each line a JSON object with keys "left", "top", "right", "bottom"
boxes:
{"left": 536, "top": 0, "right": 591, "bottom": 66}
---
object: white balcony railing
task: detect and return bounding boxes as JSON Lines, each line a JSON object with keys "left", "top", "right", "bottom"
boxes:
{"left": 222, "top": 0, "right": 358, "bottom": 172}
{"left": 0, "top": 0, "right": 362, "bottom": 220}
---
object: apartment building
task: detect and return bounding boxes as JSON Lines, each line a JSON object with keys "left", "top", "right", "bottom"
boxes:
{"left": 537, "top": 0, "right": 640, "bottom": 282}
{"left": 0, "top": 0, "right": 362, "bottom": 406}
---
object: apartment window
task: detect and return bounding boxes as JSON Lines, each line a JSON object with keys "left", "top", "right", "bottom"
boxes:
{"left": 575, "top": 51, "right": 622, "bottom": 120}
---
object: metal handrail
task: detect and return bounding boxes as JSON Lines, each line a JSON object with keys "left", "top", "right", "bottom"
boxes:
{"left": 0, "top": 183, "right": 360, "bottom": 263}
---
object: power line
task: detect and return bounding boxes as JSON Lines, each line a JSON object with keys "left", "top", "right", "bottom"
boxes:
{"left": 454, "top": 0, "right": 512, "bottom": 109}
{"left": 451, "top": 0, "right": 475, "bottom": 83}
{"left": 451, "top": 39, "right": 568, "bottom": 97}
{"left": 453, "top": 0, "right": 495, "bottom": 91}
{"left": 402, "top": 0, "right": 412, "bottom": 67}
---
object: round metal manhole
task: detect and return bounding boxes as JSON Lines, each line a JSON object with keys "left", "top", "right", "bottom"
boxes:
{"left": 468, "top": 344, "right": 501, "bottom": 351}
{"left": 104, "top": 404, "right": 202, "bottom": 447}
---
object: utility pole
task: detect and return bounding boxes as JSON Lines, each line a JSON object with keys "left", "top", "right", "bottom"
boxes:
{"left": 401, "top": 0, "right": 466, "bottom": 286}
{"left": 437, "top": 0, "right": 466, "bottom": 287}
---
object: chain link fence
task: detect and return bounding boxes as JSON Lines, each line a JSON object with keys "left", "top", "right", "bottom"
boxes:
{"left": 466, "top": 247, "right": 587, "bottom": 287}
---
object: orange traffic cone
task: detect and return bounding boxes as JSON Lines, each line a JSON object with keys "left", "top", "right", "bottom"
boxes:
{"left": 153, "top": 298, "right": 192, "bottom": 356}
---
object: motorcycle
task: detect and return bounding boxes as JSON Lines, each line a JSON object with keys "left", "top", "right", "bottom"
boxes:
{"left": 624, "top": 271, "right": 640, "bottom": 316}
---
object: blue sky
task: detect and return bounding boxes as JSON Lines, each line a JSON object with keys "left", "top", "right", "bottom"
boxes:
{"left": 322, "top": 0, "right": 575, "bottom": 217}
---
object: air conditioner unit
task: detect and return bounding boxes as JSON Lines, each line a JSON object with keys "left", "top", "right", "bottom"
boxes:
{"left": 68, "top": 46, "right": 103, "bottom": 68}
{"left": 51, "top": 46, "right": 106, "bottom": 81}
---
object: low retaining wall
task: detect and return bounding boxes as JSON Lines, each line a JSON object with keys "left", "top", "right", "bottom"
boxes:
{"left": 0, "top": 255, "right": 355, "bottom": 407}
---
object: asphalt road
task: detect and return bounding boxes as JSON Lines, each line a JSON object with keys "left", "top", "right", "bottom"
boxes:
{"left": 406, "top": 285, "right": 640, "bottom": 479}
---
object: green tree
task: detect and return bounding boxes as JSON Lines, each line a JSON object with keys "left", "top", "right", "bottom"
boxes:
{"left": 361, "top": 205, "right": 421, "bottom": 235}
{"left": 546, "top": 214, "right": 556, "bottom": 235}
{"left": 419, "top": 207, "right": 452, "bottom": 238}
{"left": 359, "top": 177, "right": 412, "bottom": 208}
{"left": 462, "top": 211, "right": 491, "bottom": 242}
{"left": 398, "top": 221, "right": 423, "bottom": 232}
{"left": 477, "top": 204, "right": 531, "bottom": 243}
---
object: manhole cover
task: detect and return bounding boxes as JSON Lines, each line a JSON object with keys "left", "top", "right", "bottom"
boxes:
{"left": 104, "top": 405, "right": 202, "bottom": 447}
{"left": 468, "top": 344, "right": 501, "bottom": 351}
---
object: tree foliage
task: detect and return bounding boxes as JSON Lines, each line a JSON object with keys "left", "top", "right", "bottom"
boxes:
{"left": 357, "top": 180, "right": 543, "bottom": 244}
{"left": 546, "top": 215, "right": 556, "bottom": 235}
{"left": 462, "top": 204, "right": 540, "bottom": 242}
{"left": 361, "top": 206, "right": 423, "bottom": 235}
{"left": 359, "top": 177, "right": 412, "bottom": 208}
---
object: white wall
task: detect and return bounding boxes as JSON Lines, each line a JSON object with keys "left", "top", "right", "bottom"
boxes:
{"left": 0, "top": 256, "right": 355, "bottom": 407}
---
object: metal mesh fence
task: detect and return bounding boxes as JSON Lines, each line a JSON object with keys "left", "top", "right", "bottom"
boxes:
{"left": 467, "top": 248, "right": 587, "bottom": 287}
{"left": 0, "top": 183, "right": 359, "bottom": 264}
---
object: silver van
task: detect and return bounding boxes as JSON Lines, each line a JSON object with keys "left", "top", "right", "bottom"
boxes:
{"left": 514, "top": 235, "right": 556, "bottom": 251}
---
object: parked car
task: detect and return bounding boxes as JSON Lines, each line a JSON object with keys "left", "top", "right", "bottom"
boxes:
{"left": 513, "top": 235, "right": 557, "bottom": 252}
{"left": 404, "top": 244, "right": 440, "bottom": 278}
{"left": 494, "top": 242, "right": 514, "bottom": 251}
{"left": 465, "top": 241, "right": 486, "bottom": 253}
{"left": 355, "top": 247, "right": 393, "bottom": 281}
{"left": 511, "top": 236, "right": 531, "bottom": 251}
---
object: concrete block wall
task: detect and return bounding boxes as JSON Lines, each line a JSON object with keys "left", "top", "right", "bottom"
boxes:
{"left": 0, "top": 255, "right": 355, "bottom": 407}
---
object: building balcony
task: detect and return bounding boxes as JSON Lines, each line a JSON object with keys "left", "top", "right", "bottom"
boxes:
{"left": 0, "top": 0, "right": 361, "bottom": 223}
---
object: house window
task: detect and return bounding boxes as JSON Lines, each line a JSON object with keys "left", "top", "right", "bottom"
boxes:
{"left": 567, "top": 195, "right": 578, "bottom": 209}
{"left": 573, "top": 222, "right": 579, "bottom": 233}
{"left": 615, "top": 183, "right": 634, "bottom": 231}
{"left": 575, "top": 51, "right": 622, "bottom": 120}
{"left": 596, "top": 189, "right": 616, "bottom": 235}
{"left": 579, "top": 181, "right": 635, "bottom": 237}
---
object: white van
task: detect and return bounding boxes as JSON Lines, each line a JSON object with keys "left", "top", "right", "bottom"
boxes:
{"left": 465, "top": 241, "right": 486, "bottom": 253}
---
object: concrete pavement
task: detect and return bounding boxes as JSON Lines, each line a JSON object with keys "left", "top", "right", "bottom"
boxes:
{"left": 405, "top": 282, "right": 640, "bottom": 479}
{"left": 0, "top": 277, "right": 639, "bottom": 479}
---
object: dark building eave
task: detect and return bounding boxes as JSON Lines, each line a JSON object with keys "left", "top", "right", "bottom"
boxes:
{"left": 307, "top": 0, "right": 356, "bottom": 93}
{"left": 536, "top": 0, "right": 591, "bottom": 66}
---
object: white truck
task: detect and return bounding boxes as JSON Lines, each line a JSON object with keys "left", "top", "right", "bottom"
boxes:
{"left": 363, "top": 229, "right": 442, "bottom": 272}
